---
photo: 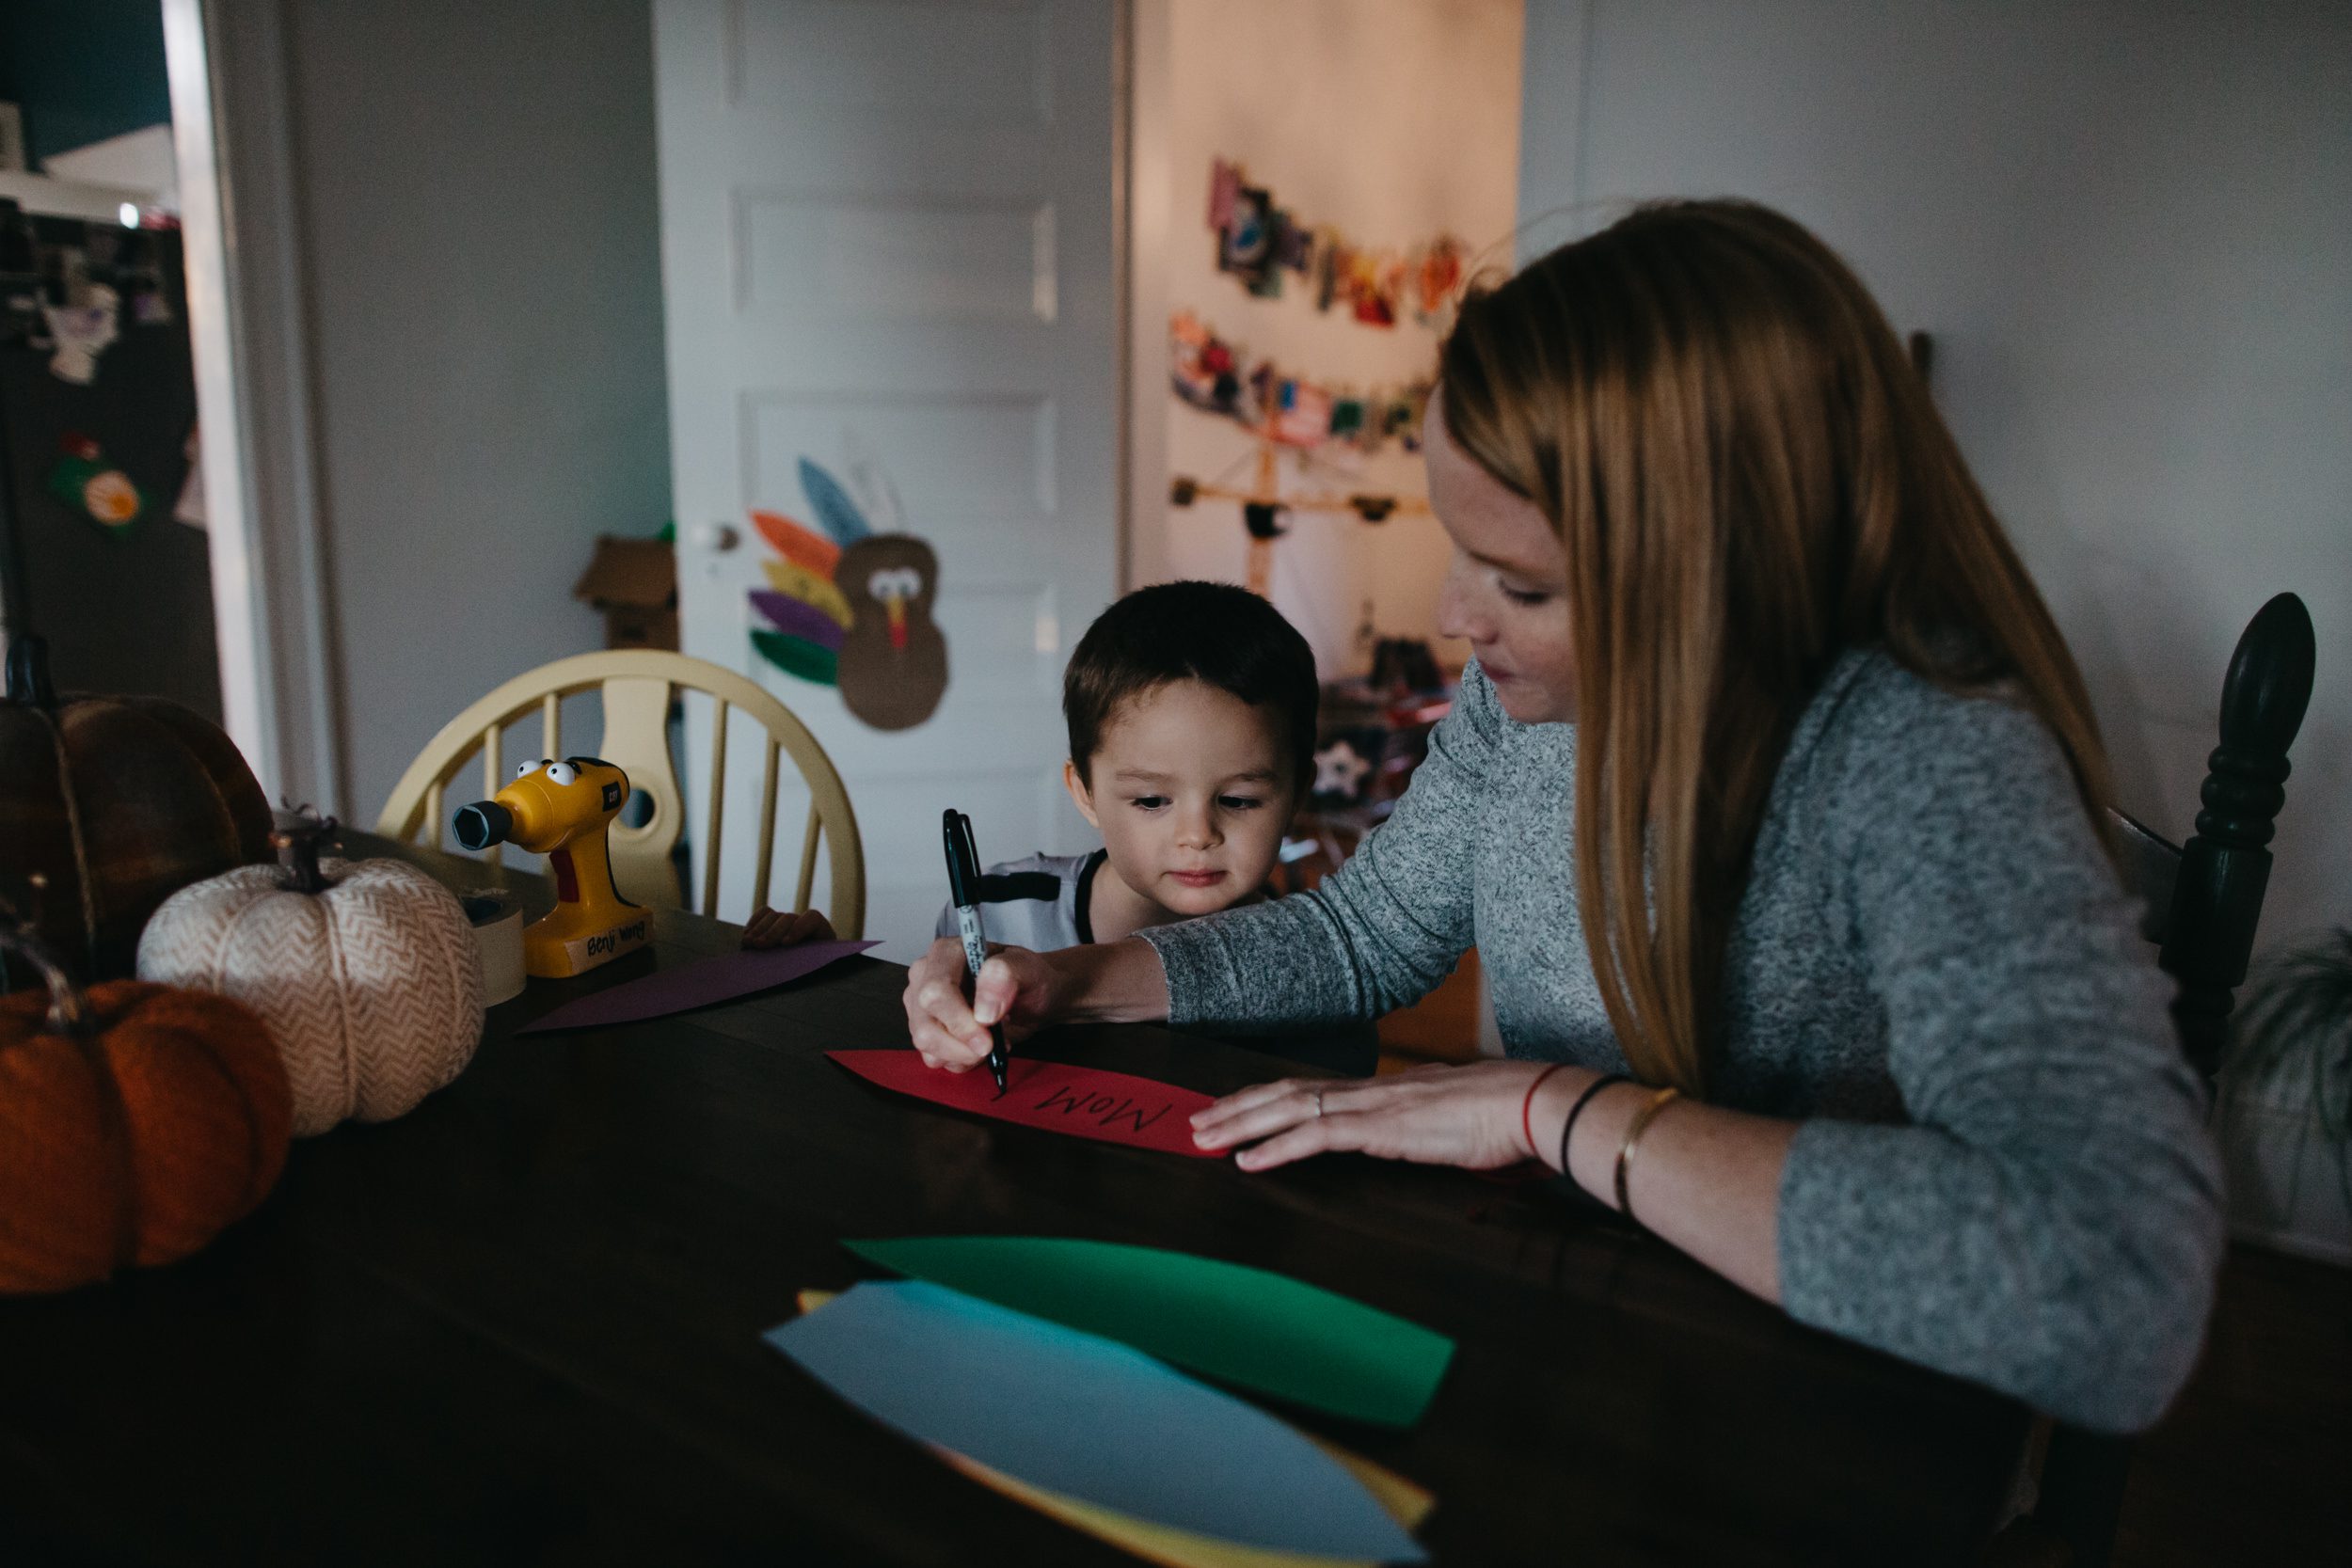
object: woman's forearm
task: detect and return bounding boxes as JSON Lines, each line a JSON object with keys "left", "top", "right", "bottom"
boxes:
{"left": 1536, "top": 1072, "right": 1795, "bottom": 1304}
{"left": 1047, "top": 937, "right": 1172, "bottom": 1025}
{"left": 1201, "top": 1060, "right": 1796, "bottom": 1301}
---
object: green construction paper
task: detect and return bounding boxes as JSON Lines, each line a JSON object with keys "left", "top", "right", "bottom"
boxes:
{"left": 845, "top": 1236, "right": 1453, "bottom": 1428}
{"left": 752, "top": 627, "right": 839, "bottom": 686}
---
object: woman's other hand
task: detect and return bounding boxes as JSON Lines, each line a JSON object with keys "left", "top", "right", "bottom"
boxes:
{"left": 902, "top": 939, "right": 1062, "bottom": 1071}
{"left": 1190, "top": 1060, "right": 1577, "bottom": 1172}
{"left": 741, "top": 907, "right": 838, "bottom": 949}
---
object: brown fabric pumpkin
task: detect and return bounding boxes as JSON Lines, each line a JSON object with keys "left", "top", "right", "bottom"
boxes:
{"left": 0, "top": 926, "right": 292, "bottom": 1294}
{"left": 0, "top": 636, "right": 273, "bottom": 983}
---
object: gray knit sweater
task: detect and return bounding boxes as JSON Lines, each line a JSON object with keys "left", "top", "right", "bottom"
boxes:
{"left": 1138, "top": 652, "right": 2224, "bottom": 1432}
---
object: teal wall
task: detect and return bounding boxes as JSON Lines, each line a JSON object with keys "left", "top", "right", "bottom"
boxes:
{"left": 0, "top": 0, "right": 173, "bottom": 164}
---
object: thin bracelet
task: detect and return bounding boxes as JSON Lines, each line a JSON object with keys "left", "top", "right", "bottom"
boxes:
{"left": 1613, "top": 1086, "right": 1684, "bottom": 1223}
{"left": 1556, "top": 1072, "right": 1629, "bottom": 1177}
{"left": 1518, "top": 1064, "right": 1568, "bottom": 1160}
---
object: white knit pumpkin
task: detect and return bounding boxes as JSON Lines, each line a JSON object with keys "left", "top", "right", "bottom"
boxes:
{"left": 137, "top": 855, "right": 485, "bottom": 1136}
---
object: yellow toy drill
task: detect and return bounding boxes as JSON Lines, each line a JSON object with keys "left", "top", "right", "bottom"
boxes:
{"left": 453, "top": 756, "right": 649, "bottom": 978}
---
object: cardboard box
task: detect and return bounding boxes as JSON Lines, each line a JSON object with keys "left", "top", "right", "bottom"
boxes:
{"left": 573, "top": 536, "right": 677, "bottom": 652}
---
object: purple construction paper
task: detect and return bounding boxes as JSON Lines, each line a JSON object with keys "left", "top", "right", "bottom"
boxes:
{"left": 518, "top": 939, "right": 878, "bottom": 1033}
{"left": 750, "top": 591, "right": 847, "bottom": 650}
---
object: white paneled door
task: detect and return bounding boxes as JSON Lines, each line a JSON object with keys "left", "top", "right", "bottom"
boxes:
{"left": 655, "top": 0, "right": 1120, "bottom": 958}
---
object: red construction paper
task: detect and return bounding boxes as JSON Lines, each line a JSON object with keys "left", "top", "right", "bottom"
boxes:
{"left": 828, "top": 1051, "right": 1219, "bottom": 1158}
{"left": 519, "top": 940, "right": 878, "bottom": 1033}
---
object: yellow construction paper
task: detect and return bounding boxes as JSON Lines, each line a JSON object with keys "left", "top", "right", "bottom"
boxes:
{"left": 759, "top": 559, "right": 852, "bottom": 627}
{"left": 935, "top": 1445, "right": 1430, "bottom": 1568}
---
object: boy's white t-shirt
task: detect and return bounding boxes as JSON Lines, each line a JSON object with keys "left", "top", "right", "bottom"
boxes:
{"left": 931, "top": 850, "right": 1105, "bottom": 951}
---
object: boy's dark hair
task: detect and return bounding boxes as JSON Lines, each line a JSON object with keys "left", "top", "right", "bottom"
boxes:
{"left": 1065, "top": 581, "right": 1318, "bottom": 789}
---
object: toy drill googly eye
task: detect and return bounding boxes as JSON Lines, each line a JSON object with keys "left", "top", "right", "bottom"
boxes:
{"left": 544, "top": 762, "right": 578, "bottom": 786}
{"left": 516, "top": 760, "right": 540, "bottom": 780}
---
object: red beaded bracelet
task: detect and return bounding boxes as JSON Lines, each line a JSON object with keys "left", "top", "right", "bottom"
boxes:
{"left": 1519, "top": 1063, "right": 1569, "bottom": 1161}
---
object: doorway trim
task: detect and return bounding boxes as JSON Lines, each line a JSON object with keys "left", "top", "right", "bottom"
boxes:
{"left": 1119, "top": 0, "right": 1170, "bottom": 591}
{"left": 161, "top": 0, "right": 344, "bottom": 812}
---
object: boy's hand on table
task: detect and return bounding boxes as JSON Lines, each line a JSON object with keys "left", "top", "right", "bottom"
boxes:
{"left": 904, "top": 938, "right": 1059, "bottom": 1072}
{"left": 741, "top": 907, "right": 837, "bottom": 949}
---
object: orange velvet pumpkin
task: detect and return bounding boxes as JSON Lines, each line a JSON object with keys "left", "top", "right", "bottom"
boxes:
{"left": 0, "top": 927, "right": 292, "bottom": 1294}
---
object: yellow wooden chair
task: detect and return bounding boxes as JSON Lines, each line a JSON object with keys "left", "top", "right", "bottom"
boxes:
{"left": 375, "top": 650, "right": 864, "bottom": 937}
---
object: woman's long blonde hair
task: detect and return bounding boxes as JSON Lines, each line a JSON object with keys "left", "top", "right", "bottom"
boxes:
{"left": 1439, "top": 200, "right": 2113, "bottom": 1096}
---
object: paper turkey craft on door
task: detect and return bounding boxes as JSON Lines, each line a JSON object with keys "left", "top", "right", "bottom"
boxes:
{"left": 747, "top": 457, "right": 948, "bottom": 731}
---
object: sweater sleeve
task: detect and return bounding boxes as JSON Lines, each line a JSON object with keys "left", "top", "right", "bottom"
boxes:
{"left": 1135, "top": 663, "right": 1500, "bottom": 1032}
{"left": 1774, "top": 684, "right": 2225, "bottom": 1433}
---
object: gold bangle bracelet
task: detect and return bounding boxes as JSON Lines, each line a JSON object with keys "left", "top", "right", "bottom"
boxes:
{"left": 1613, "top": 1085, "right": 1683, "bottom": 1224}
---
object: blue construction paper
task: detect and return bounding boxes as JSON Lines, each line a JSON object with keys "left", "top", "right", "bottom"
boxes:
{"left": 799, "top": 457, "right": 873, "bottom": 544}
{"left": 764, "top": 1282, "right": 1424, "bottom": 1561}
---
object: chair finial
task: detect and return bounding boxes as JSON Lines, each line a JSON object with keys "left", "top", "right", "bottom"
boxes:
{"left": 2168, "top": 591, "right": 2319, "bottom": 1075}
{"left": 2197, "top": 593, "right": 2316, "bottom": 849}
{"left": 2217, "top": 592, "right": 2315, "bottom": 755}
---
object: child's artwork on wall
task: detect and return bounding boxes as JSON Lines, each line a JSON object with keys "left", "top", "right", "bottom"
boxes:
{"left": 1206, "top": 157, "right": 1464, "bottom": 328}
{"left": 747, "top": 455, "right": 950, "bottom": 731}
{"left": 1169, "top": 311, "right": 1429, "bottom": 456}
{"left": 1166, "top": 313, "right": 1435, "bottom": 598}
{"left": 834, "top": 531, "right": 945, "bottom": 730}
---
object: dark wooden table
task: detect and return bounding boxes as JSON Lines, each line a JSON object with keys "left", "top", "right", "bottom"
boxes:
{"left": 0, "top": 833, "right": 2028, "bottom": 1565}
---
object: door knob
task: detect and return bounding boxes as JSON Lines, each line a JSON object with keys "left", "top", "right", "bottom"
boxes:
{"left": 691, "top": 522, "right": 740, "bottom": 552}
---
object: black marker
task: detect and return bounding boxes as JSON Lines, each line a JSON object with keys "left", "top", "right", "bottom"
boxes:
{"left": 944, "top": 809, "right": 1009, "bottom": 1096}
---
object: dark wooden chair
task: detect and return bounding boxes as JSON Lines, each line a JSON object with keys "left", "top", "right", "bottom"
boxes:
{"left": 2028, "top": 591, "right": 2318, "bottom": 1566}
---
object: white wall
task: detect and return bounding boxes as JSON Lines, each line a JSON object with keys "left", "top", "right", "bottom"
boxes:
{"left": 1155, "top": 0, "right": 1523, "bottom": 676}
{"left": 1521, "top": 0, "right": 2351, "bottom": 950}
{"left": 281, "top": 0, "right": 673, "bottom": 821}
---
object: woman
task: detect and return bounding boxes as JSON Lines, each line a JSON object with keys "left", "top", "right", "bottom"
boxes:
{"left": 903, "top": 200, "right": 2221, "bottom": 1433}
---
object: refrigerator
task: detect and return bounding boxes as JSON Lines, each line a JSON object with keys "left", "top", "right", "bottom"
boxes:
{"left": 0, "top": 196, "right": 216, "bottom": 721}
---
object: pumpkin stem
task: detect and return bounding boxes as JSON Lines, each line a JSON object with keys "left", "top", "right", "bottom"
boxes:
{"left": 5, "top": 635, "right": 57, "bottom": 708}
{"left": 272, "top": 806, "right": 341, "bottom": 895}
{"left": 0, "top": 911, "right": 91, "bottom": 1036}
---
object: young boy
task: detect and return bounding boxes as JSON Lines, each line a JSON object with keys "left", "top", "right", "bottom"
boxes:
{"left": 937, "top": 579, "right": 1315, "bottom": 952}
{"left": 748, "top": 580, "right": 1369, "bottom": 1072}
{"left": 935, "top": 579, "right": 1369, "bottom": 1073}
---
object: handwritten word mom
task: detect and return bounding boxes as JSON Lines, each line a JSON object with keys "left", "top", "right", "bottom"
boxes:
{"left": 1033, "top": 1081, "right": 1172, "bottom": 1135}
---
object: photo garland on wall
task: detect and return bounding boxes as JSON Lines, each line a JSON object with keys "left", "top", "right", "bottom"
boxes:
{"left": 1206, "top": 157, "right": 1466, "bottom": 327}
{"left": 746, "top": 454, "right": 949, "bottom": 733}
{"left": 1170, "top": 310, "right": 1431, "bottom": 455}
